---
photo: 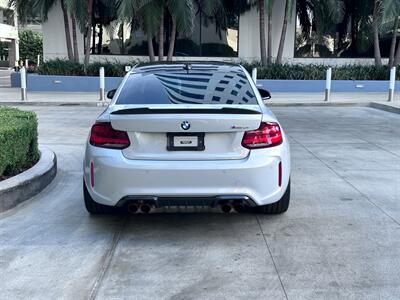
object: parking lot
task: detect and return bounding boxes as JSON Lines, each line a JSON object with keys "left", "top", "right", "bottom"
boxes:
{"left": 1, "top": 105, "right": 399, "bottom": 299}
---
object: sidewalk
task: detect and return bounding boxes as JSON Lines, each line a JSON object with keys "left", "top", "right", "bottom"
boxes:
{"left": 0, "top": 88, "right": 399, "bottom": 112}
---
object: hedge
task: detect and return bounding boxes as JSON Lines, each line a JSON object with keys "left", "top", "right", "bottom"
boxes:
{"left": 33, "top": 59, "right": 400, "bottom": 81}
{"left": 0, "top": 107, "right": 39, "bottom": 178}
{"left": 241, "top": 63, "right": 400, "bottom": 81}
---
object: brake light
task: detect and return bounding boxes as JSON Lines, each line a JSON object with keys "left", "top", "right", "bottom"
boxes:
{"left": 90, "top": 122, "right": 130, "bottom": 149}
{"left": 241, "top": 122, "right": 283, "bottom": 149}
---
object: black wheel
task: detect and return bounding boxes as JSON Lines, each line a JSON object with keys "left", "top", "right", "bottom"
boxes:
{"left": 257, "top": 180, "right": 290, "bottom": 214}
{"left": 83, "top": 179, "right": 116, "bottom": 214}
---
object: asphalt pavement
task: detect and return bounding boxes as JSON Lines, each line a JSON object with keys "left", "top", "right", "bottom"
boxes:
{"left": 0, "top": 106, "right": 399, "bottom": 299}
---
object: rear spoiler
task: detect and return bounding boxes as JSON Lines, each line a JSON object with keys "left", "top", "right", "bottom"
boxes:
{"left": 111, "top": 107, "right": 261, "bottom": 115}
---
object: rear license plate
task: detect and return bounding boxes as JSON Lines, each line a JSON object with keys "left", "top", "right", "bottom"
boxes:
{"left": 167, "top": 133, "right": 205, "bottom": 151}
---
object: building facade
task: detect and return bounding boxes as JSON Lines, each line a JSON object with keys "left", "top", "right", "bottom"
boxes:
{"left": 0, "top": 0, "right": 19, "bottom": 67}
{"left": 42, "top": 1, "right": 394, "bottom": 65}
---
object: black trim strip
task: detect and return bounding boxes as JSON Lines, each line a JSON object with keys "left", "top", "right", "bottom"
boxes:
{"left": 111, "top": 107, "right": 261, "bottom": 115}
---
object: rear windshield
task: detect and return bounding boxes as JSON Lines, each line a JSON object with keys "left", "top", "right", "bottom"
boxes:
{"left": 116, "top": 70, "right": 258, "bottom": 105}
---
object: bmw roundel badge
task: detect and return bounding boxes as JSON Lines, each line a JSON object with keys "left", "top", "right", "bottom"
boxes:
{"left": 181, "top": 121, "right": 191, "bottom": 130}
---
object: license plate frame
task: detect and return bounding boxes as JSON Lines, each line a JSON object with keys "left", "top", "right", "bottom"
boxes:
{"left": 167, "top": 133, "right": 205, "bottom": 151}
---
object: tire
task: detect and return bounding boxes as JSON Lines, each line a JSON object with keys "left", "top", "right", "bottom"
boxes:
{"left": 257, "top": 180, "right": 291, "bottom": 214}
{"left": 83, "top": 179, "right": 116, "bottom": 214}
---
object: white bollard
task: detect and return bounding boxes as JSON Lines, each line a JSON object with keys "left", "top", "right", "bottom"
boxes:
{"left": 37, "top": 54, "right": 41, "bottom": 67}
{"left": 99, "top": 67, "right": 105, "bottom": 102}
{"left": 252, "top": 68, "right": 257, "bottom": 85}
{"left": 20, "top": 67, "right": 27, "bottom": 101}
{"left": 324, "top": 67, "right": 332, "bottom": 102}
{"left": 388, "top": 67, "right": 396, "bottom": 102}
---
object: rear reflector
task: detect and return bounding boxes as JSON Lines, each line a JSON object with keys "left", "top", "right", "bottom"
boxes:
{"left": 278, "top": 161, "right": 282, "bottom": 187}
{"left": 90, "top": 161, "right": 94, "bottom": 188}
{"left": 241, "top": 122, "right": 283, "bottom": 149}
{"left": 90, "top": 122, "right": 130, "bottom": 149}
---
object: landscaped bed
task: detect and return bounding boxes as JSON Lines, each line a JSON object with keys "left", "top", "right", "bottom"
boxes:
{"left": 0, "top": 107, "right": 39, "bottom": 181}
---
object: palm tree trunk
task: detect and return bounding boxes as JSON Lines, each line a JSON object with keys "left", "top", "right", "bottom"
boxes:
{"left": 395, "top": 40, "right": 400, "bottom": 66}
{"left": 373, "top": 0, "right": 382, "bottom": 67}
{"left": 158, "top": 11, "right": 164, "bottom": 61}
{"left": 259, "top": 0, "right": 267, "bottom": 66}
{"left": 71, "top": 14, "right": 79, "bottom": 62}
{"left": 276, "top": 0, "right": 290, "bottom": 64}
{"left": 267, "top": 4, "right": 272, "bottom": 65}
{"left": 84, "top": 0, "right": 94, "bottom": 66}
{"left": 97, "top": 23, "right": 103, "bottom": 54}
{"left": 60, "top": 0, "right": 73, "bottom": 61}
{"left": 389, "top": 16, "right": 399, "bottom": 68}
{"left": 167, "top": 17, "right": 177, "bottom": 61}
{"left": 147, "top": 35, "right": 155, "bottom": 62}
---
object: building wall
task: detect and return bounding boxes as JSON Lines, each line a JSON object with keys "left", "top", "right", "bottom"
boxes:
{"left": 41, "top": 2, "right": 382, "bottom": 66}
{"left": 43, "top": 3, "right": 293, "bottom": 63}
{"left": 42, "top": 1, "right": 84, "bottom": 60}
{"left": 0, "top": 1, "right": 19, "bottom": 67}
{"left": 238, "top": 1, "right": 296, "bottom": 62}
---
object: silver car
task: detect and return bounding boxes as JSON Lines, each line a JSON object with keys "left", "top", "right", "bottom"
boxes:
{"left": 83, "top": 62, "right": 291, "bottom": 214}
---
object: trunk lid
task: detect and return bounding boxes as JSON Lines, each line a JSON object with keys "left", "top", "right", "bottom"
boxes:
{"left": 109, "top": 106, "right": 262, "bottom": 160}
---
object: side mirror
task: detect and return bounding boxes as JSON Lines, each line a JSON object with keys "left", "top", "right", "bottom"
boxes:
{"left": 107, "top": 89, "right": 117, "bottom": 99}
{"left": 258, "top": 87, "right": 271, "bottom": 101}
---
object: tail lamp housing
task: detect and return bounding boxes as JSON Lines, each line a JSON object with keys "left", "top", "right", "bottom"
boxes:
{"left": 90, "top": 122, "right": 130, "bottom": 149}
{"left": 242, "top": 122, "right": 283, "bottom": 149}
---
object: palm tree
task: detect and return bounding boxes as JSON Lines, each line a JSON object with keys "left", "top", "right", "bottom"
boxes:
{"left": 9, "top": 0, "right": 75, "bottom": 60}
{"left": 119, "top": 0, "right": 224, "bottom": 62}
{"left": 372, "top": 0, "right": 383, "bottom": 66}
{"left": 276, "top": 0, "right": 294, "bottom": 64}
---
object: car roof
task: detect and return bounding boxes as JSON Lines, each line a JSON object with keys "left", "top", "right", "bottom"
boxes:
{"left": 131, "top": 61, "right": 244, "bottom": 74}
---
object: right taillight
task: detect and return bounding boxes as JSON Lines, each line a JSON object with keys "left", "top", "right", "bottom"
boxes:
{"left": 241, "top": 122, "right": 283, "bottom": 149}
{"left": 89, "top": 122, "right": 130, "bottom": 149}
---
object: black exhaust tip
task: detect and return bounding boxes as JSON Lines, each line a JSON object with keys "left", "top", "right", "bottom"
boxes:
{"left": 221, "top": 204, "right": 232, "bottom": 213}
{"left": 140, "top": 204, "right": 151, "bottom": 214}
{"left": 127, "top": 203, "right": 139, "bottom": 214}
{"left": 233, "top": 204, "right": 245, "bottom": 213}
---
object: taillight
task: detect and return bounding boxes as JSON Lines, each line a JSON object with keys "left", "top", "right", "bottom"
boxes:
{"left": 89, "top": 122, "right": 130, "bottom": 149}
{"left": 241, "top": 122, "right": 283, "bottom": 149}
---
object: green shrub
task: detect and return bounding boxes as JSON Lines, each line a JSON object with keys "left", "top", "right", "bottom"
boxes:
{"left": 37, "top": 59, "right": 84, "bottom": 76}
{"left": 242, "top": 63, "right": 400, "bottom": 81}
{"left": 36, "top": 59, "right": 128, "bottom": 77}
{"left": 35, "top": 59, "right": 400, "bottom": 81}
{"left": 19, "top": 29, "right": 43, "bottom": 64}
{"left": 0, "top": 107, "right": 39, "bottom": 178}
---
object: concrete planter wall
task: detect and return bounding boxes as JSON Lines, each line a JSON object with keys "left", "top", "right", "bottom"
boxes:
{"left": 11, "top": 73, "right": 123, "bottom": 92}
{"left": 10, "top": 73, "right": 400, "bottom": 93}
{"left": 257, "top": 80, "right": 400, "bottom": 93}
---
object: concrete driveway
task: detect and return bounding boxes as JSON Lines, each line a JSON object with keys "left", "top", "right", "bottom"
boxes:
{"left": 0, "top": 106, "right": 399, "bottom": 300}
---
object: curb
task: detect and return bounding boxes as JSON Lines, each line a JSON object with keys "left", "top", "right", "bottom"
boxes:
{"left": 369, "top": 102, "right": 400, "bottom": 114}
{"left": 0, "top": 101, "right": 106, "bottom": 107}
{"left": 0, "top": 146, "right": 57, "bottom": 212}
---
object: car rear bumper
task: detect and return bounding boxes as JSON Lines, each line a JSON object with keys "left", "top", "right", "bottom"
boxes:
{"left": 83, "top": 142, "right": 290, "bottom": 207}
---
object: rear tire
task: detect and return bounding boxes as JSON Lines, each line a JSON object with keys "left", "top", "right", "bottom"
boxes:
{"left": 83, "top": 179, "right": 116, "bottom": 214}
{"left": 257, "top": 180, "right": 290, "bottom": 214}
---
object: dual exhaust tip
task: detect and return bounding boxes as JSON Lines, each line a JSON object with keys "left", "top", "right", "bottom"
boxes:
{"left": 127, "top": 203, "right": 151, "bottom": 214}
{"left": 220, "top": 202, "right": 246, "bottom": 213}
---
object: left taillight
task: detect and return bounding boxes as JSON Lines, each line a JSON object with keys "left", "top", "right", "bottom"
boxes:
{"left": 89, "top": 122, "right": 130, "bottom": 149}
{"left": 241, "top": 122, "right": 283, "bottom": 149}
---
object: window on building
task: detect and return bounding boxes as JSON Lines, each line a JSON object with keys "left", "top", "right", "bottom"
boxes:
{"left": 89, "top": 5, "right": 239, "bottom": 57}
{"left": 295, "top": 1, "right": 398, "bottom": 58}
{"left": 0, "top": 8, "right": 15, "bottom": 26}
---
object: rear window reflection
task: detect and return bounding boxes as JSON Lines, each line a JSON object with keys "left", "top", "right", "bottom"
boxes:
{"left": 116, "top": 70, "right": 257, "bottom": 105}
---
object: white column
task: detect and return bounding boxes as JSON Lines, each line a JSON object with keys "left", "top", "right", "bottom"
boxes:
{"left": 20, "top": 67, "right": 27, "bottom": 101}
{"left": 252, "top": 68, "right": 257, "bottom": 85}
{"left": 99, "top": 67, "right": 105, "bottom": 101}
{"left": 388, "top": 67, "right": 396, "bottom": 102}
{"left": 324, "top": 67, "right": 332, "bottom": 102}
